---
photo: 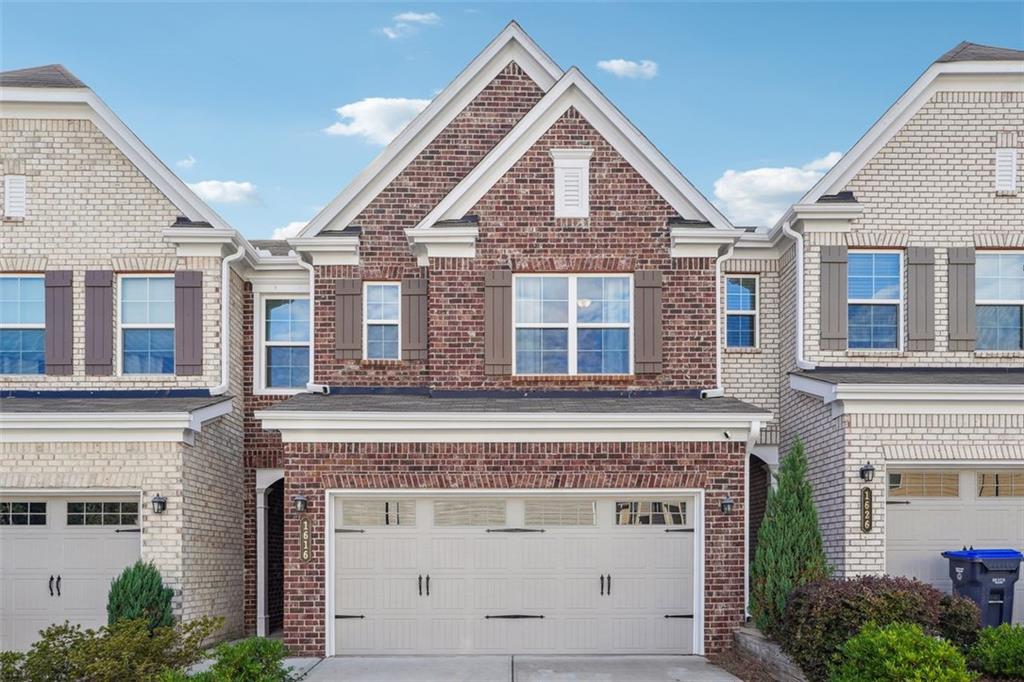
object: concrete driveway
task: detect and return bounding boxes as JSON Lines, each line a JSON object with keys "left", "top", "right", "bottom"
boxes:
{"left": 299, "top": 655, "right": 740, "bottom": 681}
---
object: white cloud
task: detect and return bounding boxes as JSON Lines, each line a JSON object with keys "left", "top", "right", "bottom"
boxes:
{"left": 271, "top": 221, "right": 308, "bottom": 240}
{"left": 323, "top": 97, "right": 430, "bottom": 145}
{"left": 187, "top": 180, "right": 259, "bottom": 204}
{"left": 176, "top": 154, "right": 196, "bottom": 169}
{"left": 597, "top": 59, "right": 658, "bottom": 80}
{"left": 379, "top": 11, "right": 440, "bottom": 39}
{"left": 712, "top": 152, "right": 843, "bottom": 227}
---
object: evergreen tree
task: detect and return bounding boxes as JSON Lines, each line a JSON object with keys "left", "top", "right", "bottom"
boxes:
{"left": 750, "top": 438, "right": 830, "bottom": 636}
{"left": 107, "top": 560, "right": 174, "bottom": 631}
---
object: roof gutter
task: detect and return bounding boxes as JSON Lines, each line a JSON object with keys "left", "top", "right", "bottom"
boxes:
{"left": 701, "top": 243, "right": 735, "bottom": 399}
{"left": 210, "top": 245, "right": 246, "bottom": 395}
{"left": 781, "top": 221, "right": 815, "bottom": 370}
{"left": 292, "top": 252, "right": 330, "bottom": 395}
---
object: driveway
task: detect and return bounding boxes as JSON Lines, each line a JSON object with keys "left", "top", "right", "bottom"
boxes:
{"left": 299, "top": 655, "right": 740, "bottom": 681}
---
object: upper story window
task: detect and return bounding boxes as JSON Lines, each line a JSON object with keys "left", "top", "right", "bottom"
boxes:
{"left": 726, "top": 276, "right": 758, "bottom": 348}
{"left": 3, "top": 175, "right": 26, "bottom": 218}
{"left": 119, "top": 275, "right": 174, "bottom": 374}
{"left": 513, "top": 274, "right": 631, "bottom": 375}
{"left": 976, "top": 252, "right": 1024, "bottom": 351}
{"left": 848, "top": 251, "right": 901, "bottom": 350}
{"left": 550, "top": 149, "right": 592, "bottom": 219}
{"left": 263, "top": 297, "right": 310, "bottom": 390}
{"left": 364, "top": 283, "right": 400, "bottom": 360}
{"left": 0, "top": 275, "right": 45, "bottom": 374}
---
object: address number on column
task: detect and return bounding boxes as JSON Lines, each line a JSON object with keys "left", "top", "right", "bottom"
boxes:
{"left": 300, "top": 516, "right": 312, "bottom": 562}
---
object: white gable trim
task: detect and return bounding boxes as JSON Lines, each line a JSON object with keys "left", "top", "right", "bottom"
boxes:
{"left": 411, "top": 68, "right": 735, "bottom": 233}
{"left": 0, "top": 88, "right": 232, "bottom": 231}
{"left": 299, "top": 22, "right": 562, "bottom": 237}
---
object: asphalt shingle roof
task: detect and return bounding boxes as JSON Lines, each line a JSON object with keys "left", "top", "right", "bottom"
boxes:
{"left": 792, "top": 367, "right": 1024, "bottom": 386}
{"left": 251, "top": 240, "right": 292, "bottom": 256}
{"left": 0, "top": 395, "right": 232, "bottom": 414}
{"left": 936, "top": 42, "right": 1024, "bottom": 63}
{"left": 0, "top": 64, "right": 86, "bottom": 88}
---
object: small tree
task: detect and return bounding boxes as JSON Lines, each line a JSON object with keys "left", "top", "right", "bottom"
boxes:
{"left": 750, "top": 438, "right": 830, "bottom": 636}
{"left": 107, "top": 561, "right": 174, "bottom": 631}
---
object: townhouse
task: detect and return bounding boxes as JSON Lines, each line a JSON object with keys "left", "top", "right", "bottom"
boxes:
{"left": 0, "top": 24, "right": 1020, "bottom": 658}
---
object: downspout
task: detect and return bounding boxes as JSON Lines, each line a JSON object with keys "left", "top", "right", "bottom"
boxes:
{"left": 700, "top": 243, "right": 735, "bottom": 400}
{"left": 210, "top": 245, "right": 246, "bottom": 396}
{"left": 292, "top": 252, "right": 330, "bottom": 394}
{"left": 781, "top": 220, "right": 816, "bottom": 370}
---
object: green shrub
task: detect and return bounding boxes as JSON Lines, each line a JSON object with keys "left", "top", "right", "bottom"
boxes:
{"left": 831, "top": 622, "right": 975, "bottom": 682}
{"left": 969, "top": 624, "right": 1024, "bottom": 679}
{"left": 750, "top": 438, "right": 830, "bottom": 635}
{"left": 17, "top": 621, "right": 86, "bottom": 682}
{"left": 939, "top": 595, "right": 982, "bottom": 651}
{"left": 107, "top": 560, "right": 175, "bottom": 631}
{"left": 189, "top": 637, "right": 292, "bottom": 682}
{"left": 0, "top": 652, "right": 26, "bottom": 682}
{"left": 779, "top": 576, "right": 980, "bottom": 682}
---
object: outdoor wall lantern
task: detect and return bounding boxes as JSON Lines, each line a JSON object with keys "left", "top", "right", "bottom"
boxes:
{"left": 720, "top": 495, "right": 735, "bottom": 515}
{"left": 860, "top": 462, "right": 876, "bottom": 483}
{"left": 292, "top": 495, "right": 309, "bottom": 513}
{"left": 151, "top": 495, "right": 168, "bottom": 514}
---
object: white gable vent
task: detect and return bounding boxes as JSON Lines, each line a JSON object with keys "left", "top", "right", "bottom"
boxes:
{"left": 4, "top": 175, "right": 26, "bottom": 218}
{"left": 995, "top": 148, "right": 1018, "bottom": 193}
{"left": 551, "top": 149, "right": 592, "bottom": 218}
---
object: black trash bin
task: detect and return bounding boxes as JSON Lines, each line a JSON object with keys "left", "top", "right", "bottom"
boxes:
{"left": 941, "top": 548, "right": 1023, "bottom": 628}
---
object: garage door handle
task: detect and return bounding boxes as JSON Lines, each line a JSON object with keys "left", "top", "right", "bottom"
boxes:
{"left": 56, "top": 575, "right": 61, "bottom": 597}
{"left": 418, "top": 574, "right": 423, "bottom": 596}
{"left": 49, "top": 575, "right": 54, "bottom": 597}
{"left": 606, "top": 574, "right": 611, "bottom": 595}
{"left": 600, "top": 575, "right": 604, "bottom": 595}
{"left": 426, "top": 575, "right": 430, "bottom": 596}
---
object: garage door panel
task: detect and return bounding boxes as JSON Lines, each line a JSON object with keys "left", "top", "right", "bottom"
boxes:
{"left": 5, "top": 536, "right": 57, "bottom": 570}
{"left": 521, "top": 576, "right": 562, "bottom": 610}
{"left": 522, "top": 537, "right": 560, "bottom": 569}
{"left": 563, "top": 618, "right": 602, "bottom": 651}
{"left": 556, "top": 576, "right": 599, "bottom": 610}
{"left": 561, "top": 537, "right": 602, "bottom": 569}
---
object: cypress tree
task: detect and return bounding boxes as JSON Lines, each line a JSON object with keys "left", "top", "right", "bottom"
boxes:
{"left": 750, "top": 438, "right": 830, "bottom": 636}
{"left": 107, "top": 560, "right": 174, "bottom": 631}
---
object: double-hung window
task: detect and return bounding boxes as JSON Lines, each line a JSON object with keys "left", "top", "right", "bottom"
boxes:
{"left": 848, "top": 251, "right": 901, "bottom": 350}
{"left": 514, "top": 274, "right": 631, "bottom": 375}
{"left": 364, "top": 282, "right": 400, "bottom": 360}
{"left": 976, "top": 252, "right": 1024, "bottom": 351}
{"left": 725, "top": 276, "right": 758, "bottom": 348}
{"left": 119, "top": 275, "right": 174, "bottom": 374}
{"left": 0, "top": 275, "right": 45, "bottom": 374}
{"left": 263, "top": 298, "right": 310, "bottom": 389}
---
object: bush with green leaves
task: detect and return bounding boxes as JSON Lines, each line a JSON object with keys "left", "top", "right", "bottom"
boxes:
{"left": 107, "top": 560, "right": 175, "bottom": 631}
{"left": 968, "top": 623, "right": 1024, "bottom": 679}
{"left": 779, "top": 576, "right": 980, "bottom": 681}
{"left": 750, "top": 438, "right": 830, "bottom": 635}
{"left": 830, "top": 622, "right": 975, "bottom": 682}
{"left": 185, "top": 637, "right": 292, "bottom": 682}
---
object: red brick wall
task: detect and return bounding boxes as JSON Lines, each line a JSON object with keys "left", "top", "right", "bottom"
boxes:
{"left": 280, "top": 441, "right": 746, "bottom": 656}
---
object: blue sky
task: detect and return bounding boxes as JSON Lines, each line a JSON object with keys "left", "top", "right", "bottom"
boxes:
{"left": 3, "top": 2, "right": 1021, "bottom": 238}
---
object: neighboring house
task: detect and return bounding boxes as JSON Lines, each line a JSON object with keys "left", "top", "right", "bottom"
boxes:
{"left": 0, "top": 24, "right": 1020, "bottom": 659}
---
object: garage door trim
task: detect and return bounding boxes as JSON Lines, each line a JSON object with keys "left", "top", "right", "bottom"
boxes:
{"left": 324, "top": 488, "right": 706, "bottom": 657}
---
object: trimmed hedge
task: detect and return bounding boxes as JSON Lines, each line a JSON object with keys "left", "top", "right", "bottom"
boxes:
{"left": 969, "top": 624, "right": 1024, "bottom": 679}
{"left": 831, "top": 621, "right": 974, "bottom": 682}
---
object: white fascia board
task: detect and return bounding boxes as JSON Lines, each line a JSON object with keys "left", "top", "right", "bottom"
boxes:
{"left": 299, "top": 22, "right": 563, "bottom": 238}
{"left": 0, "top": 399, "right": 233, "bottom": 443}
{"left": 414, "top": 68, "right": 736, "bottom": 233}
{"left": 163, "top": 227, "right": 239, "bottom": 257}
{"left": 0, "top": 87, "right": 232, "bottom": 231}
{"left": 287, "top": 236, "right": 360, "bottom": 266}
{"left": 669, "top": 227, "right": 741, "bottom": 258}
{"left": 404, "top": 226, "right": 479, "bottom": 265}
{"left": 255, "top": 409, "right": 773, "bottom": 444}
{"left": 789, "top": 374, "right": 1024, "bottom": 416}
{"left": 773, "top": 61, "right": 1024, "bottom": 231}
{"left": 791, "top": 202, "right": 864, "bottom": 233}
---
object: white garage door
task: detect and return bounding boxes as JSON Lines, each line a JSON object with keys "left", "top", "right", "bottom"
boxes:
{"left": 0, "top": 496, "right": 142, "bottom": 651}
{"left": 886, "top": 469, "right": 1024, "bottom": 624}
{"left": 331, "top": 495, "right": 698, "bottom": 655}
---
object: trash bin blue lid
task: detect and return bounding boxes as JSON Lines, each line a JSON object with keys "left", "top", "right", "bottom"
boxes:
{"left": 942, "top": 548, "right": 1024, "bottom": 560}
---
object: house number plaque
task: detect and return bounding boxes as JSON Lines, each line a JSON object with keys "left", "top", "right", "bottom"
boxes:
{"left": 860, "top": 487, "right": 873, "bottom": 533}
{"left": 299, "top": 517, "right": 312, "bottom": 563}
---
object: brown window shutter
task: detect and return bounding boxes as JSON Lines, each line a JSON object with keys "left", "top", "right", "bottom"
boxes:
{"left": 335, "top": 279, "right": 362, "bottom": 359}
{"left": 44, "top": 270, "right": 73, "bottom": 375}
{"left": 948, "top": 247, "right": 976, "bottom": 351}
{"left": 906, "top": 247, "right": 935, "bottom": 351}
{"left": 484, "top": 270, "right": 512, "bottom": 375}
{"left": 174, "top": 270, "right": 203, "bottom": 376}
{"left": 633, "top": 271, "right": 663, "bottom": 374}
{"left": 819, "top": 245, "right": 848, "bottom": 350}
{"left": 84, "top": 270, "right": 113, "bottom": 375}
{"left": 401, "top": 278, "right": 428, "bottom": 361}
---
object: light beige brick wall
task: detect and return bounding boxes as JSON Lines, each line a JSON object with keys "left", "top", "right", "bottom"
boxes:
{"left": 0, "top": 118, "right": 224, "bottom": 388}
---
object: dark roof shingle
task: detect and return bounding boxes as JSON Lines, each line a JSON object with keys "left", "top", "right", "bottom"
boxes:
{"left": 0, "top": 395, "right": 232, "bottom": 414}
{"left": 936, "top": 42, "right": 1024, "bottom": 63}
{"left": 0, "top": 64, "right": 86, "bottom": 88}
{"left": 251, "top": 240, "right": 292, "bottom": 256}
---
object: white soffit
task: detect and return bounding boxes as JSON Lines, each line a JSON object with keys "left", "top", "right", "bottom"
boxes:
{"left": 299, "top": 22, "right": 563, "bottom": 237}
{"left": 413, "top": 68, "right": 735, "bottom": 232}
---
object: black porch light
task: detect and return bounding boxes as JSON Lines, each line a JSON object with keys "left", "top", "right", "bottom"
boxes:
{"left": 151, "top": 494, "right": 168, "bottom": 514}
{"left": 860, "top": 462, "right": 876, "bottom": 483}
{"left": 292, "top": 495, "right": 309, "bottom": 513}
{"left": 720, "top": 495, "right": 735, "bottom": 515}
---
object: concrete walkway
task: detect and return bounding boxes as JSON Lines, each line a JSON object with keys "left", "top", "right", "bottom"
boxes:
{"left": 297, "top": 655, "right": 741, "bottom": 681}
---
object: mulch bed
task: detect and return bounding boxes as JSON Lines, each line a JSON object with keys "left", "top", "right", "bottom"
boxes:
{"left": 708, "top": 648, "right": 778, "bottom": 682}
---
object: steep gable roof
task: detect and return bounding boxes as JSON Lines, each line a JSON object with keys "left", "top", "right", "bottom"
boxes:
{"left": 0, "top": 64, "right": 86, "bottom": 88}
{"left": 299, "top": 21, "right": 562, "bottom": 237}
{"left": 411, "top": 67, "right": 736, "bottom": 232}
{"left": 936, "top": 41, "right": 1024, "bottom": 63}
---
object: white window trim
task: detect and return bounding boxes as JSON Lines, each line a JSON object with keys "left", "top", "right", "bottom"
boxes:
{"left": 995, "top": 147, "right": 1018, "bottom": 193}
{"left": 116, "top": 274, "right": 175, "bottom": 377}
{"left": 512, "top": 273, "right": 634, "bottom": 376}
{"left": 362, "top": 281, "right": 401, "bottom": 361}
{"left": 975, "top": 250, "right": 1024, "bottom": 351}
{"left": 550, "top": 148, "right": 592, "bottom": 219}
{"left": 255, "top": 292, "right": 311, "bottom": 395}
{"left": 725, "top": 275, "right": 759, "bottom": 349}
{"left": 3, "top": 174, "right": 27, "bottom": 218}
{"left": 847, "top": 249, "right": 904, "bottom": 352}
{"left": 0, "top": 274, "right": 45, "bottom": 376}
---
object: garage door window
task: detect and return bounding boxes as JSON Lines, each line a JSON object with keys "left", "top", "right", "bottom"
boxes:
{"left": 341, "top": 500, "right": 414, "bottom": 526}
{"left": 433, "top": 499, "right": 505, "bottom": 527}
{"left": 888, "top": 471, "right": 960, "bottom": 498}
{"left": 615, "top": 500, "right": 687, "bottom": 526}
{"left": 524, "top": 499, "right": 596, "bottom": 526}
{"left": 0, "top": 501, "right": 46, "bottom": 525}
{"left": 978, "top": 471, "right": 1024, "bottom": 498}
{"left": 66, "top": 502, "right": 138, "bottom": 526}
